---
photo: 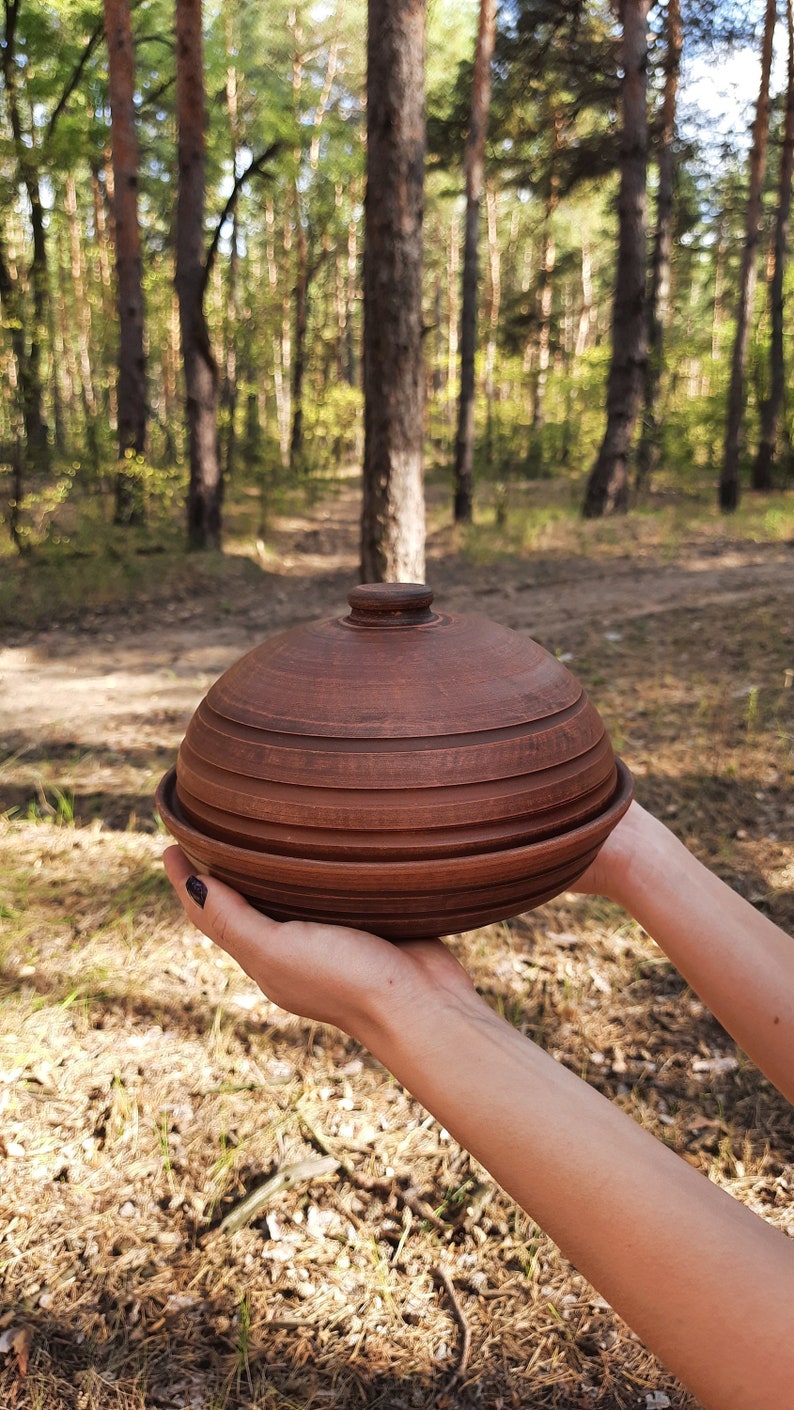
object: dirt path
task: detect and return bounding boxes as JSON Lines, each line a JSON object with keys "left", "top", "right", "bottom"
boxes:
{"left": 1, "top": 480, "right": 791, "bottom": 759}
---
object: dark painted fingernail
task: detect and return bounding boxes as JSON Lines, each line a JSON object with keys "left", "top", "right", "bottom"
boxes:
{"left": 185, "top": 875, "right": 208, "bottom": 909}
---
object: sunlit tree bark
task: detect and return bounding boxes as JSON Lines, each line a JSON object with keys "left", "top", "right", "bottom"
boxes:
{"left": 175, "top": 0, "right": 222, "bottom": 550}
{"left": 636, "top": 0, "right": 682, "bottom": 490}
{"left": 453, "top": 0, "right": 497, "bottom": 524}
{"left": 582, "top": 0, "right": 650, "bottom": 518}
{"left": 290, "top": 218, "right": 310, "bottom": 470}
{"left": 531, "top": 110, "right": 562, "bottom": 436}
{"left": 103, "top": 0, "right": 147, "bottom": 523}
{"left": 1, "top": 0, "right": 50, "bottom": 475}
{"left": 221, "top": 8, "right": 241, "bottom": 482}
{"left": 0, "top": 230, "right": 29, "bottom": 550}
{"left": 288, "top": 3, "right": 341, "bottom": 472}
{"left": 361, "top": 0, "right": 426, "bottom": 582}
{"left": 483, "top": 183, "right": 501, "bottom": 469}
{"left": 752, "top": 0, "right": 794, "bottom": 491}
{"left": 720, "top": 0, "right": 776, "bottom": 512}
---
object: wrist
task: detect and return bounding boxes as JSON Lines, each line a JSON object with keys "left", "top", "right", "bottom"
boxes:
{"left": 355, "top": 944, "right": 485, "bottom": 1062}
{"left": 601, "top": 802, "right": 683, "bottom": 910}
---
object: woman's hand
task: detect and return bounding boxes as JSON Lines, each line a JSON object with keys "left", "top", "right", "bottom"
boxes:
{"left": 162, "top": 845, "right": 475, "bottom": 1042}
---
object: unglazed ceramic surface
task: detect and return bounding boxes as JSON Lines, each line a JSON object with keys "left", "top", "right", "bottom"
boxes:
{"left": 156, "top": 583, "right": 633, "bottom": 937}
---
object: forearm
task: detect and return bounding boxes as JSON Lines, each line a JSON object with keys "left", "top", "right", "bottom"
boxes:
{"left": 359, "top": 984, "right": 794, "bottom": 1410}
{"left": 603, "top": 805, "right": 794, "bottom": 1102}
{"left": 166, "top": 845, "right": 794, "bottom": 1406}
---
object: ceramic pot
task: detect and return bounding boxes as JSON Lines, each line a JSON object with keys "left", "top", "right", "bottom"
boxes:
{"left": 156, "top": 582, "right": 632, "bottom": 937}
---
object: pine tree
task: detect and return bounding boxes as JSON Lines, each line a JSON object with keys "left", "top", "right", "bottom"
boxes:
{"left": 635, "top": 0, "right": 682, "bottom": 490}
{"left": 103, "top": 0, "right": 148, "bottom": 524}
{"left": 175, "top": 0, "right": 222, "bottom": 550}
{"left": 360, "top": 0, "right": 427, "bottom": 582}
{"left": 719, "top": 0, "right": 777, "bottom": 512}
{"left": 453, "top": 0, "right": 497, "bottom": 524}
{"left": 583, "top": 0, "right": 650, "bottom": 518}
{"left": 752, "top": 0, "right": 794, "bottom": 491}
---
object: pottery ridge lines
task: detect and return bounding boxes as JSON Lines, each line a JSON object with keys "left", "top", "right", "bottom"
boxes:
{"left": 156, "top": 584, "right": 633, "bottom": 939}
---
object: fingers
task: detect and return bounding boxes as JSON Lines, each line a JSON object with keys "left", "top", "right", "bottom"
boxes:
{"left": 160, "top": 847, "right": 459, "bottom": 1035}
{"left": 161, "top": 845, "right": 282, "bottom": 969}
{"left": 162, "top": 844, "right": 194, "bottom": 893}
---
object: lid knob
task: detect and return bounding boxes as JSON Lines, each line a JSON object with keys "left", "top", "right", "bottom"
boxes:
{"left": 347, "top": 582, "right": 435, "bottom": 626}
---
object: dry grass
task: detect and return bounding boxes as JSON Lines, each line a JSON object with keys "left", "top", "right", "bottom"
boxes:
{"left": 0, "top": 485, "right": 792, "bottom": 1409}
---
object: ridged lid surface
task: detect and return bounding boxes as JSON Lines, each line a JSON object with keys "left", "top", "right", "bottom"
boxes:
{"left": 169, "top": 583, "right": 624, "bottom": 867}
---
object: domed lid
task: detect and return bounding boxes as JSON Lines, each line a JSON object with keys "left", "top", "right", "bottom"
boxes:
{"left": 166, "top": 582, "right": 627, "bottom": 870}
{"left": 204, "top": 581, "right": 583, "bottom": 741}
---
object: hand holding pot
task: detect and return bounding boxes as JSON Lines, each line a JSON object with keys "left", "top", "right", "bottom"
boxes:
{"left": 162, "top": 844, "right": 474, "bottom": 1042}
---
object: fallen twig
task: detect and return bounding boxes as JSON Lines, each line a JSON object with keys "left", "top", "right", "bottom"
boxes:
{"left": 215, "top": 1155, "right": 340, "bottom": 1236}
{"left": 298, "top": 1106, "right": 450, "bottom": 1233}
{"left": 433, "top": 1263, "right": 472, "bottom": 1386}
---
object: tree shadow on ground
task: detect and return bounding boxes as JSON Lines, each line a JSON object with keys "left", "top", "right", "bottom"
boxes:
{"left": 0, "top": 1298, "right": 698, "bottom": 1410}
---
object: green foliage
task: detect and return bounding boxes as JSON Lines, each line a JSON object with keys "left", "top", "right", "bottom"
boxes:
{"left": 0, "top": 0, "right": 791, "bottom": 552}
{"left": 303, "top": 382, "right": 362, "bottom": 468}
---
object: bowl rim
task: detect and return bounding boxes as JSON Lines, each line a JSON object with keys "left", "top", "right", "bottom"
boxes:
{"left": 155, "top": 758, "right": 633, "bottom": 891}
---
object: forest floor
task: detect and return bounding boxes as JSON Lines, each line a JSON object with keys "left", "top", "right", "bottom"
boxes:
{"left": 0, "top": 474, "right": 792, "bottom": 1409}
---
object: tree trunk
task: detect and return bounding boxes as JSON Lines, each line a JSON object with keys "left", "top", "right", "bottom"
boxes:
{"left": 635, "top": 0, "right": 682, "bottom": 491}
{"left": 222, "top": 14, "right": 241, "bottom": 482}
{"left": 710, "top": 213, "right": 727, "bottom": 365}
{"left": 453, "top": 0, "right": 497, "bottom": 524}
{"left": 221, "top": 209, "right": 240, "bottom": 480}
{"left": 289, "top": 218, "right": 309, "bottom": 472}
{"left": 64, "top": 175, "right": 100, "bottom": 464}
{"left": 54, "top": 222, "right": 79, "bottom": 423}
{"left": 719, "top": 0, "right": 776, "bottom": 512}
{"left": 582, "top": 0, "right": 650, "bottom": 518}
{"left": 287, "top": 7, "right": 340, "bottom": 473}
{"left": 334, "top": 245, "right": 348, "bottom": 384}
{"left": 90, "top": 164, "right": 114, "bottom": 304}
{"left": 19, "top": 159, "right": 50, "bottom": 469}
{"left": 752, "top": 0, "right": 794, "bottom": 491}
{"left": 483, "top": 183, "right": 501, "bottom": 470}
{"left": 446, "top": 217, "right": 460, "bottom": 432}
{"left": 575, "top": 242, "right": 595, "bottom": 358}
{"left": 161, "top": 291, "right": 181, "bottom": 464}
{"left": 361, "top": 0, "right": 427, "bottom": 582}
{"left": 266, "top": 197, "right": 293, "bottom": 470}
{"left": 47, "top": 247, "right": 67, "bottom": 455}
{"left": 532, "top": 114, "right": 562, "bottom": 436}
{"left": 2, "top": 0, "right": 50, "bottom": 475}
{"left": 103, "top": 0, "right": 148, "bottom": 523}
{"left": 89, "top": 159, "right": 118, "bottom": 438}
{"left": 175, "top": 0, "right": 222, "bottom": 550}
{"left": 0, "top": 231, "right": 30, "bottom": 551}
{"left": 346, "top": 205, "right": 360, "bottom": 387}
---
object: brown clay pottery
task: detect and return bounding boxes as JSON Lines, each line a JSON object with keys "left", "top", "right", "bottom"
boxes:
{"left": 156, "top": 582, "right": 632, "bottom": 938}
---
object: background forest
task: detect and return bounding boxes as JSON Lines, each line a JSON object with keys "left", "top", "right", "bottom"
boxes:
{"left": 1, "top": 0, "right": 793, "bottom": 580}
